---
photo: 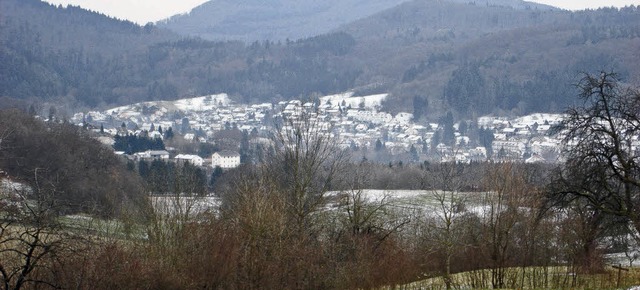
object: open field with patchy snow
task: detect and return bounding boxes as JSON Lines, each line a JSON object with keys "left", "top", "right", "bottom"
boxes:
{"left": 150, "top": 195, "right": 221, "bottom": 217}
{"left": 384, "top": 266, "right": 640, "bottom": 290}
{"left": 326, "top": 189, "right": 489, "bottom": 212}
{"left": 320, "top": 92, "right": 388, "bottom": 109}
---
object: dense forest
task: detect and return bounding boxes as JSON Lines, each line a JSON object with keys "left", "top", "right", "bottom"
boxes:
{"left": 0, "top": 0, "right": 360, "bottom": 109}
{"left": 2, "top": 0, "right": 639, "bottom": 120}
{"left": 158, "top": 0, "right": 416, "bottom": 41}
{"left": 0, "top": 109, "right": 149, "bottom": 217}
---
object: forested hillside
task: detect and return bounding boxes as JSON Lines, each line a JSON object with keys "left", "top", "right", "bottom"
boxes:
{"left": 1, "top": 0, "right": 639, "bottom": 119}
{"left": 0, "top": 0, "right": 179, "bottom": 107}
{"left": 158, "top": 0, "right": 556, "bottom": 42}
{"left": 158, "top": 0, "right": 410, "bottom": 41}
{"left": 0, "top": 0, "right": 359, "bottom": 109}
{"left": 339, "top": 0, "right": 640, "bottom": 116}
{"left": 0, "top": 109, "right": 149, "bottom": 218}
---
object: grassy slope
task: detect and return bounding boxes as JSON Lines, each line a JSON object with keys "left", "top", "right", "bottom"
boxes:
{"left": 388, "top": 266, "right": 640, "bottom": 289}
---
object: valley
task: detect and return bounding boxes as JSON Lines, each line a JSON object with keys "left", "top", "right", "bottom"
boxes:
{"left": 2, "top": 0, "right": 640, "bottom": 288}
{"left": 73, "top": 92, "right": 566, "bottom": 165}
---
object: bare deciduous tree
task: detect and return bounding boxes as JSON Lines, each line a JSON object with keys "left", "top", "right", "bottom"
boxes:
{"left": 269, "top": 107, "right": 347, "bottom": 233}
{"left": 0, "top": 173, "right": 83, "bottom": 290}
{"left": 421, "top": 161, "right": 469, "bottom": 289}
{"left": 554, "top": 72, "right": 640, "bottom": 237}
{"left": 480, "top": 163, "right": 539, "bottom": 288}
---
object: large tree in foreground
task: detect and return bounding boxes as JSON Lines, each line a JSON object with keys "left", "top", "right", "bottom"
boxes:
{"left": 268, "top": 108, "right": 347, "bottom": 233}
{"left": 552, "top": 72, "right": 640, "bottom": 239}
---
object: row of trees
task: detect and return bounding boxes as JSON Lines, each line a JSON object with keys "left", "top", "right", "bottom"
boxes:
{"left": 113, "top": 134, "right": 164, "bottom": 154}
{"left": 0, "top": 158, "right": 621, "bottom": 289}
{"left": 0, "top": 109, "right": 148, "bottom": 217}
{"left": 2, "top": 72, "right": 640, "bottom": 289}
{"left": 138, "top": 160, "right": 207, "bottom": 196}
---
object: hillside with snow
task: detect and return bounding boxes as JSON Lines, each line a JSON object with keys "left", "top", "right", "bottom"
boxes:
{"left": 76, "top": 90, "right": 567, "bottom": 165}
{"left": 103, "top": 94, "right": 231, "bottom": 121}
{"left": 320, "top": 93, "right": 388, "bottom": 109}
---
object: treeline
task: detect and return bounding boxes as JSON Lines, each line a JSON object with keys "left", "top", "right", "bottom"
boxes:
{"left": 3, "top": 0, "right": 640, "bottom": 119}
{"left": 442, "top": 53, "right": 628, "bottom": 114}
{"left": 0, "top": 109, "right": 148, "bottom": 217}
{"left": 137, "top": 160, "right": 207, "bottom": 196}
{"left": 113, "top": 134, "right": 164, "bottom": 154}
{"left": 0, "top": 0, "right": 359, "bottom": 107}
{"left": 2, "top": 142, "right": 631, "bottom": 289}
{"left": 4, "top": 75, "right": 640, "bottom": 288}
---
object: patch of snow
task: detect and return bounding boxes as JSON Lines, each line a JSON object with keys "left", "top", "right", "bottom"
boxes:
{"left": 103, "top": 94, "right": 231, "bottom": 121}
{"left": 394, "top": 112, "right": 413, "bottom": 124}
{"left": 320, "top": 92, "right": 355, "bottom": 105}
{"left": 0, "top": 178, "right": 31, "bottom": 193}
{"left": 173, "top": 94, "right": 230, "bottom": 112}
{"left": 150, "top": 195, "right": 221, "bottom": 217}
{"left": 320, "top": 92, "right": 388, "bottom": 109}
{"left": 513, "top": 113, "right": 565, "bottom": 127}
{"left": 96, "top": 136, "right": 115, "bottom": 146}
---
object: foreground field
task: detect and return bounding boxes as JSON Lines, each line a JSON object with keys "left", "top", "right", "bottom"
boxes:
{"left": 383, "top": 266, "right": 640, "bottom": 289}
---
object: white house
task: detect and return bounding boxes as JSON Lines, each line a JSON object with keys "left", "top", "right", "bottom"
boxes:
{"left": 525, "top": 154, "right": 547, "bottom": 164}
{"left": 183, "top": 133, "right": 195, "bottom": 141}
{"left": 492, "top": 140, "right": 526, "bottom": 159}
{"left": 135, "top": 150, "right": 170, "bottom": 161}
{"left": 174, "top": 154, "right": 204, "bottom": 167}
{"left": 211, "top": 150, "right": 241, "bottom": 169}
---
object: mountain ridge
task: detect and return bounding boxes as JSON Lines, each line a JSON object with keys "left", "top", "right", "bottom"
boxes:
{"left": 158, "top": 0, "right": 411, "bottom": 41}
{"left": 159, "top": 0, "right": 559, "bottom": 42}
{"left": 2, "top": 0, "right": 639, "bottom": 120}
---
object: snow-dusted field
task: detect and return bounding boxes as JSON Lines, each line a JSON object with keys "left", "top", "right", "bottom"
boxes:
{"left": 150, "top": 195, "right": 221, "bottom": 217}
{"left": 0, "top": 178, "right": 31, "bottom": 193}
{"left": 172, "top": 94, "right": 231, "bottom": 112}
{"left": 147, "top": 190, "right": 484, "bottom": 219}
{"left": 320, "top": 92, "right": 388, "bottom": 109}
{"left": 325, "top": 189, "right": 489, "bottom": 215}
{"left": 513, "top": 113, "right": 565, "bottom": 127}
{"left": 77, "top": 93, "right": 232, "bottom": 125}
{"left": 106, "top": 94, "right": 230, "bottom": 115}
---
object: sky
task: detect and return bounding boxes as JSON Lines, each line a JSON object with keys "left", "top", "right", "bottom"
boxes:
{"left": 42, "top": 0, "right": 209, "bottom": 24}
{"left": 43, "top": 0, "right": 640, "bottom": 25}
{"left": 532, "top": 0, "right": 640, "bottom": 10}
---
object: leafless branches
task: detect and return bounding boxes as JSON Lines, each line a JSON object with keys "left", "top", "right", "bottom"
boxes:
{"left": 0, "top": 173, "right": 85, "bottom": 290}
{"left": 555, "top": 72, "right": 640, "bottom": 240}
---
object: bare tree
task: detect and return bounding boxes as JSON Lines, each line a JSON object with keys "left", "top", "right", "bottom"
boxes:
{"left": 336, "top": 161, "right": 410, "bottom": 249}
{"left": 479, "top": 163, "right": 539, "bottom": 288}
{"left": 560, "top": 201, "right": 608, "bottom": 273}
{"left": 421, "top": 161, "right": 469, "bottom": 289}
{"left": 0, "top": 172, "right": 82, "bottom": 290}
{"left": 211, "top": 105, "right": 350, "bottom": 288}
{"left": 268, "top": 106, "right": 347, "bottom": 233}
{"left": 553, "top": 72, "right": 640, "bottom": 237}
{"left": 325, "top": 160, "right": 413, "bottom": 288}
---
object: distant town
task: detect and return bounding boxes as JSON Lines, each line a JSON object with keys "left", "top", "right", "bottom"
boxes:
{"left": 72, "top": 93, "right": 567, "bottom": 168}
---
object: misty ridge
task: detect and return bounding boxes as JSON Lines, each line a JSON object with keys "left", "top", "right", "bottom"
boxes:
{"left": 2, "top": 0, "right": 640, "bottom": 289}
{"left": 1, "top": 0, "right": 639, "bottom": 118}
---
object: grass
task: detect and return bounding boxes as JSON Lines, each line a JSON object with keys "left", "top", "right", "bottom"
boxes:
{"left": 381, "top": 266, "right": 640, "bottom": 289}
{"left": 59, "top": 214, "right": 147, "bottom": 240}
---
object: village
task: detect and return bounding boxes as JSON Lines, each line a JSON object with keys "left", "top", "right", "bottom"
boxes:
{"left": 72, "top": 92, "right": 567, "bottom": 169}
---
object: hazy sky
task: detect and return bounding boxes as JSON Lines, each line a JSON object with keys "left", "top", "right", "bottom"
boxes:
{"left": 43, "top": 0, "right": 640, "bottom": 24}
{"left": 43, "top": 0, "right": 209, "bottom": 24}
{"left": 533, "top": 0, "right": 640, "bottom": 10}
